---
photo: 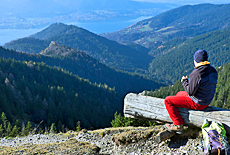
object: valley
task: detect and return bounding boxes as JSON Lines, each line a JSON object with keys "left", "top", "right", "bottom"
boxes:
{"left": 0, "top": 2, "right": 230, "bottom": 134}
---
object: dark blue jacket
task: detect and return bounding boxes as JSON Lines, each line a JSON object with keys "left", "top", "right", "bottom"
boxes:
{"left": 182, "top": 64, "right": 218, "bottom": 105}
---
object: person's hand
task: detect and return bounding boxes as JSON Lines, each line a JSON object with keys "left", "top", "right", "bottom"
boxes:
{"left": 181, "top": 76, "right": 188, "bottom": 82}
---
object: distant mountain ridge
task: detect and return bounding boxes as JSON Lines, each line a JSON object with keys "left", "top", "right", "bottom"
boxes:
{"left": 102, "top": 3, "right": 230, "bottom": 47}
{"left": 5, "top": 23, "right": 152, "bottom": 73}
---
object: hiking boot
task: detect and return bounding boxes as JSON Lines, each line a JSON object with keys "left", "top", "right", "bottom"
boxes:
{"left": 164, "top": 123, "right": 183, "bottom": 134}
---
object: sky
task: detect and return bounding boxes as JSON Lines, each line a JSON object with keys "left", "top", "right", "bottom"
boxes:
{"left": 133, "top": 0, "right": 230, "bottom": 4}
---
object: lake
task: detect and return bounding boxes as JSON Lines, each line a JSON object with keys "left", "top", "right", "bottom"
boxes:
{"left": 0, "top": 16, "right": 152, "bottom": 46}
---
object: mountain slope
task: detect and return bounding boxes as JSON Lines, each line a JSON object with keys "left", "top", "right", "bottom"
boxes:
{"left": 148, "top": 27, "right": 230, "bottom": 84}
{"left": 40, "top": 42, "right": 164, "bottom": 95}
{"left": 102, "top": 3, "right": 230, "bottom": 47}
{"left": 0, "top": 45, "right": 164, "bottom": 96}
{"left": 5, "top": 23, "right": 152, "bottom": 73}
{"left": 4, "top": 37, "right": 50, "bottom": 53}
{"left": 0, "top": 52, "right": 121, "bottom": 129}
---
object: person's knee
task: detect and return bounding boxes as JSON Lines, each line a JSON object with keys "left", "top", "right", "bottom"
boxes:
{"left": 164, "top": 96, "right": 171, "bottom": 105}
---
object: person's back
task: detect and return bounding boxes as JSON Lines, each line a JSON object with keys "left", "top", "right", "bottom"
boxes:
{"left": 183, "top": 62, "right": 218, "bottom": 105}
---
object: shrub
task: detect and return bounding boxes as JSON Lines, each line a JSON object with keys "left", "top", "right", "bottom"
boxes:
{"left": 111, "top": 112, "right": 156, "bottom": 127}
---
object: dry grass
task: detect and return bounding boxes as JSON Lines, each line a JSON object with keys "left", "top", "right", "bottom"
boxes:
{"left": 111, "top": 125, "right": 203, "bottom": 146}
{"left": 0, "top": 138, "right": 100, "bottom": 155}
{"left": 89, "top": 126, "right": 155, "bottom": 137}
{"left": 111, "top": 125, "right": 163, "bottom": 145}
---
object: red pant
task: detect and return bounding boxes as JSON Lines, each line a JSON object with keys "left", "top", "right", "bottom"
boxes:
{"left": 164, "top": 91, "right": 208, "bottom": 125}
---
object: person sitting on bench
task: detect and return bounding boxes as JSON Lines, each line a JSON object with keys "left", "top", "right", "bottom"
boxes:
{"left": 164, "top": 50, "right": 218, "bottom": 134}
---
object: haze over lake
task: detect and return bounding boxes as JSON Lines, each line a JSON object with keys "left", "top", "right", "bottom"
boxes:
{"left": 0, "top": 16, "right": 152, "bottom": 46}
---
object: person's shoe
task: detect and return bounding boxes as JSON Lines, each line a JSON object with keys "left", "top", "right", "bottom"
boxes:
{"left": 164, "top": 123, "right": 183, "bottom": 134}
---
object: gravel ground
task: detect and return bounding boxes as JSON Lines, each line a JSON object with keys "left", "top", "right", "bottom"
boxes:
{"left": 0, "top": 134, "right": 68, "bottom": 147}
{"left": 75, "top": 127, "right": 204, "bottom": 155}
{"left": 0, "top": 127, "right": 204, "bottom": 155}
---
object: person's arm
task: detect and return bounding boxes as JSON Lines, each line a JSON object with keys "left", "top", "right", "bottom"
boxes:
{"left": 182, "top": 70, "right": 200, "bottom": 96}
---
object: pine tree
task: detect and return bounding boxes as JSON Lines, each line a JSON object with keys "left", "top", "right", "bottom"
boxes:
{"left": 1, "top": 112, "right": 8, "bottom": 133}
{"left": 0, "top": 124, "right": 3, "bottom": 137}
{"left": 6, "top": 122, "right": 12, "bottom": 137}
{"left": 76, "top": 121, "right": 81, "bottom": 132}
{"left": 49, "top": 123, "right": 57, "bottom": 134}
{"left": 10, "top": 125, "right": 20, "bottom": 137}
{"left": 21, "top": 123, "right": 26, "bottom": 136}
{"left": 25, "top": 121, "right": 32, "bottom": 136}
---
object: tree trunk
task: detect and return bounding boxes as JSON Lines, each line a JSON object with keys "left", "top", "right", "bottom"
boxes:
{"left": 124, "top": 93, "right": 230, "bottom": 135}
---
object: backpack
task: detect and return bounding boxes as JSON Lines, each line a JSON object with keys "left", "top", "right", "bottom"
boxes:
{"left": 201, "top": 119, "right": 230, "bottom": 155}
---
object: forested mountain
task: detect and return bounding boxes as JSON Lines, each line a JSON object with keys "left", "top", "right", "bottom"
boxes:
{"left": 1, "top": 45, "right": 163, "bottom": 96}
{"left": 4, "top": 23, "right": 152, "bottom": 73}
{"left": 147, "top": 62, "right": 230, "bottom": 110}
{"left": 148, "top": 27, "right": 230, "bottom": 84}
{"left": 0, "top": 55, "right": 121, "bottom": 130}
{"left": 4, "top": 4, "right": 230, "bottom": 86}
{"left": 5, "top": 20, "right": 230, "bottom": 86}
{"left": 102, "top": 3, "right": 230, "bottom": 48}
{"left": 4, "top": 38, "right": 50, "bottom": 54}
{"left": 40, "top": 42, "right": 163, "bottom": 95}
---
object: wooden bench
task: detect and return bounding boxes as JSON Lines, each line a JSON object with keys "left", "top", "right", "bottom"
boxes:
{"left": 124, "top": 93, "right": 230, "bottom": 143}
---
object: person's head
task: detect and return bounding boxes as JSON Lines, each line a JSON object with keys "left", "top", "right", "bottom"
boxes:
{"left": 193, "top": 50, "right": 208, "bottom": 63}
